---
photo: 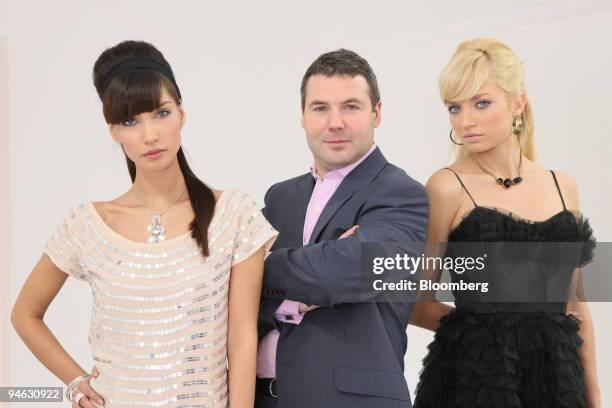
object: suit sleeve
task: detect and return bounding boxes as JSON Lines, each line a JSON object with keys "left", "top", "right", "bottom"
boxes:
{"left": 258, "top": 184, "right": 284, "bottom": 340}
{"left": 262, "top": 177, "right": 429, "bottom": 307}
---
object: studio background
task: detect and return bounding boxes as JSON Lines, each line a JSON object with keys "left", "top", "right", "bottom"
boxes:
{"left": 1, "top": 1, "right": 611, "bottom": 406}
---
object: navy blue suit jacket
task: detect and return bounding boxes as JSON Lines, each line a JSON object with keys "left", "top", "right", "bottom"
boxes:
{"left": 258, "top": 147, "right": 429, "bottom": 408}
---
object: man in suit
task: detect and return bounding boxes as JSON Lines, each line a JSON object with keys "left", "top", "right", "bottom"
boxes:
{"left": 255, "top": 49, "right": 429, "bottom": 408}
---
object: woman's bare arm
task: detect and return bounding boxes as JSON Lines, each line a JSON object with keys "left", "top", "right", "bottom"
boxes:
{"left": 227, "top": 247, "right": 265, "bottom": 407}
{"left": 568, "top": 280, "right": 601, "bottom": 408}
{"left": 11, "top": 254, "right": 105, "bottom": 407}
{"left": 410, "top": 169, "right": 461, "bottom": 331}
{"left": 557, "top": 171, "right": 601, "bottom": 408}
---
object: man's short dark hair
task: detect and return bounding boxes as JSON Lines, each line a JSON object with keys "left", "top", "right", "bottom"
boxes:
{"left": 300, "top": 49, "right": 380, "bottom": 111}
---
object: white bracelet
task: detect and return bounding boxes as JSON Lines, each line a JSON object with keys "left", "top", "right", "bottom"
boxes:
{"left": 65, "top": 374, "right": 91, "bottom": 401}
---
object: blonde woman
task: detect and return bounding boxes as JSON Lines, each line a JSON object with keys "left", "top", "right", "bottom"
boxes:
{"left": 11, "top": 40, "right": 278, "bottom": 408}
{"left": 411, "top": 38, "right": 600, "bottom": 407}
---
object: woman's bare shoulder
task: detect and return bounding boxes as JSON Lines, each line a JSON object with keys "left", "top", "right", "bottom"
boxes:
{"left": 550, "top": 170, "right": 580, "bottom": 209}
{"left": 427, "top": 168, "right": 464, "bottom": 202}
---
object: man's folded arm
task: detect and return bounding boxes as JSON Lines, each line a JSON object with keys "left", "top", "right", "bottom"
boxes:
{"left": 262, "top": 180, "right": 429, "bottom": 307}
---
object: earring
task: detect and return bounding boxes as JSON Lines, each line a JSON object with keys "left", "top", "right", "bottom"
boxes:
{"left": 449, "top": 129, "right": 463, "bottom": 145}
{"left": 512, "top": 115, "right": 523, "bottom": 136}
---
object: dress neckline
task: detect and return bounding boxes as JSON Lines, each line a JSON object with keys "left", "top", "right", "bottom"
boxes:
{"left": 449, "top": 206, "right": 577, "bottom": 237}
{"left": 86, "top": 189, "right": 230, "bottom": 247}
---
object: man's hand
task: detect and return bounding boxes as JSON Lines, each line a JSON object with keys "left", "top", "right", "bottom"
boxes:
{"left": 298, "top": 303, "right": 320, "bottom": 313}
{"left": 339, "top": 225, "right": 359, "bottom": 239}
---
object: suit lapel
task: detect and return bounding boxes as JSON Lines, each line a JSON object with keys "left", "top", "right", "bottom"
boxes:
{"left": 289, "top": 174, "right": 315, "bottom": 246}
{"left": 308, "top": 147, "right": 388, "bottom": 245}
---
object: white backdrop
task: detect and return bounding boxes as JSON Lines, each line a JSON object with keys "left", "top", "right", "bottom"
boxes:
{"left": 2, "top": 1, "right": 612, "bottom": 406}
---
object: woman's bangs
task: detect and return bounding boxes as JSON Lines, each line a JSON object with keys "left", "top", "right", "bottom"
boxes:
{"left": 440, "top": 56, "right": 490, "bottom": 104}
{"left": 102, "top": 70, "right": 164, "bottom": 124}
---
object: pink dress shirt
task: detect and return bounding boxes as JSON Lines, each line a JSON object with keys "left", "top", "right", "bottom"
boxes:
{"left": 256, "top": 144, "right": 377, "bottom": 378}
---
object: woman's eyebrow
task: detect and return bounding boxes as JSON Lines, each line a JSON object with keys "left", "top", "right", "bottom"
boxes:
{"left": 470, "top": 93, "right": 493, "bottom": 100}
{"left": 446, "top": 93, "right": 493, "bottom": 105}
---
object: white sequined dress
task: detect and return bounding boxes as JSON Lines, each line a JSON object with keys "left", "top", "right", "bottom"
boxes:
{"left": 44, "top": 189, "right": 278, "bottom": 407}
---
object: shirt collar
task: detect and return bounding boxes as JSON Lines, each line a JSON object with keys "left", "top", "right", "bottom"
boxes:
{"left": 310, "top": 143, "right": 377, "bottom": 181}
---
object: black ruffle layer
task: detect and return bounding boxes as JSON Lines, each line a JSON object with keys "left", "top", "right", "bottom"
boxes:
{"left": 414, "top": 311, "right": 586, "bottom": 408}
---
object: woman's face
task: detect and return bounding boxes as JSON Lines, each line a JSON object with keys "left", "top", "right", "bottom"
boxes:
{"left": 446, "top": 81, "right": 526, "bottom": 153}
{"left": 110, "top": 87, "right": 184, "bottom": 171}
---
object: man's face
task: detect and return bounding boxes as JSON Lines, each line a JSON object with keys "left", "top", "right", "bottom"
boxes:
{"left": 301, "top": 74, "right": 381, "bottom": 176}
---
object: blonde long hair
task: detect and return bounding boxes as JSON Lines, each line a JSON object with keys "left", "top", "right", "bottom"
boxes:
{"left": 439, "top": 38, "right": 535, "bottom": 161}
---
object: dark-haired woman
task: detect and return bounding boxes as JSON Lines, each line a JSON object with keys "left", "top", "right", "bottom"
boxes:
{"left": 11, "top": 40, "right": 277, "bottom": 408}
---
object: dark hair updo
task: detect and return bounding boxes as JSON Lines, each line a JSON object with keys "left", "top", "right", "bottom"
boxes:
{"left": 93, "top": 40, "right": 215, "bottom": 257}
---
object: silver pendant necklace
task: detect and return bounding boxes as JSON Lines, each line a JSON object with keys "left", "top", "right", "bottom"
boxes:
{"left": 131, "top": 186, "right": 187, "bottom": 243}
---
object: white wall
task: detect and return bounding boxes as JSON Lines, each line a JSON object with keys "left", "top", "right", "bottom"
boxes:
{"left": 3, "top": 1, "right": 612, "bottom": 406}
{"left": 0, "top": 36, "right": 10, "bottom": 408}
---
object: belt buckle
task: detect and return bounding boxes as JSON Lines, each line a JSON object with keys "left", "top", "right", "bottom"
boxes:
{"left": 269, "top": 378, "right": 278, "bottom": 398}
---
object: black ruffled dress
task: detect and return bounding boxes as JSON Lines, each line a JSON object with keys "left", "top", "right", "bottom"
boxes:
{"left": 414, "top": 170, "right": 596, "bottom": 408}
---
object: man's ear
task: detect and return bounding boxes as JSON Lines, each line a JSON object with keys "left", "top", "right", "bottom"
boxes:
{"left": 373, "top": 101, "right": 382, "bottom": 127}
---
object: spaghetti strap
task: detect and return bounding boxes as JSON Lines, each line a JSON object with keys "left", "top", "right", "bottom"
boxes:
{"left": 444, "top": 168, "right": 477, "bottom": 207}
{"left": 549, "top": 170, "right": 567, "bottom": 210}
